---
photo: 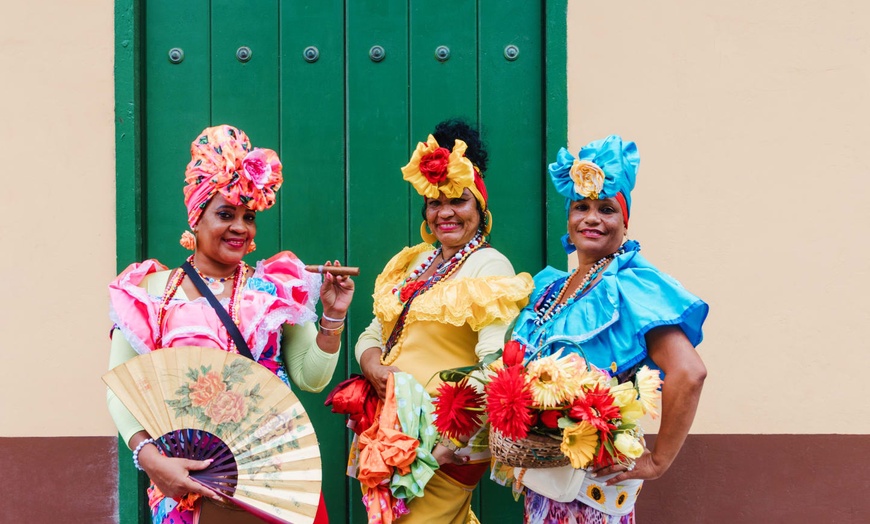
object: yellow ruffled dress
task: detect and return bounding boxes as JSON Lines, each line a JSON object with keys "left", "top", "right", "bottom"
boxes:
{"left": 355, "top": 243, "right": 533, "bottom": 524}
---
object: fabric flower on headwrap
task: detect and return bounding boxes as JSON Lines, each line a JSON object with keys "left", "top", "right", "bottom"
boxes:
{"left": 401, "top": 134, "right": 488, "bottom": 211}
{"left": 549, "top": 135, "right": 639, "bottom": 225}
{"left": 183, "top": 125, "right": 283, "bottom": 230}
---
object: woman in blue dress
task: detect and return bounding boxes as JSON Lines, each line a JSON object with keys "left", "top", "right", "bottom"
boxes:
{"left": 508, "top": 135, "right": 709, "bottom": 523}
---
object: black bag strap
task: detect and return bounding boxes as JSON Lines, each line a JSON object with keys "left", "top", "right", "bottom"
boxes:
{"left": 181, "top": 261, "right": 254, "bottom": 361}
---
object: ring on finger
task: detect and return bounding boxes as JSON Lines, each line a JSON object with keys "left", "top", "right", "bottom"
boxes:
{"left": 626, "top": 462, "right": 635, "bottom": 471}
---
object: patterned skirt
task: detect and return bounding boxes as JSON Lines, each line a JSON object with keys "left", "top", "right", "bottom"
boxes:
{"left": 524, "top": 490, "right": 636, "bottom": 524}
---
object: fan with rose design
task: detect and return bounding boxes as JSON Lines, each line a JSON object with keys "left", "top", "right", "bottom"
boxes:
{"left": 103, "top": 345, "right": 322, "bottom": 524}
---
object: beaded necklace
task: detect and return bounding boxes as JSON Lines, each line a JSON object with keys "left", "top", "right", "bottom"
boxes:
{"left": 393, "top": 233, "right": 486, "bottom": 301}
{"left": 155, "top": 255, "right": 248, "bottom": 351}
{"left": 189, "top": 260, "right": 236, "bottom": 294}
{"left": 532, "top": 247, "right": 625, "bottom": 327}
{"left": 384, "top": 233, "right": 489, "bottom": 357}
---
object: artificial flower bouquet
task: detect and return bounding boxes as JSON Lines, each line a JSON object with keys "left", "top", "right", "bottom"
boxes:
{"left": 433, "top": 336, "right": 662, "bottom": 472}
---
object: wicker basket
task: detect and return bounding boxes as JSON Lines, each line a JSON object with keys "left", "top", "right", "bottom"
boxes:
{"left": 490, "top": 428, "right": 570, "bottom": 469}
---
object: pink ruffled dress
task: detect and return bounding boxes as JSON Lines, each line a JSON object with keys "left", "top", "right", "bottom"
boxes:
{"left": 109, "top": 251, "right": 322, "bottom": 523}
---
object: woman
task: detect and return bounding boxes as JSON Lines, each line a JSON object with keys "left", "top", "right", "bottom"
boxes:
{"left": 355, "top": 119, "right": 534, "bottom": 523}
{"left": 107, "top": 125, "right": 354, "bottom": 523}
{"left": 507, "top": 135, "right": 708, "bottom": 523}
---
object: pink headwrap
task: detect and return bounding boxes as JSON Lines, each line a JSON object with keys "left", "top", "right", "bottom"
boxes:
{"left": 183, "top": 125, "right": 283, "bottom": 229}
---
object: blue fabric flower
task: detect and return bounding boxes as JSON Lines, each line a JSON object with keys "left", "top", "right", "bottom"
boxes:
{"left": 549, "top": 135, "right": 640, "bottom": 216}
{"left": 246, "top": 277, "right": 277, "bottom": 296}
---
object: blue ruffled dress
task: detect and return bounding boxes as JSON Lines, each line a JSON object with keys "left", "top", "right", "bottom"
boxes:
{"left": 511, "top": 240, "right": 709, "bottom": 523}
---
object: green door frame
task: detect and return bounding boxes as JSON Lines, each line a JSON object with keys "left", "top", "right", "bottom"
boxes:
{"left": 112, "top": 1, "right": 567, "bottom": 521}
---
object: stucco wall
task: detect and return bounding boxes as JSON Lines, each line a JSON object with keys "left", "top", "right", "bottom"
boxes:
{"left": 567, "top": 0, "right": 870, "bottom": 434}
{"left": 2, "top": 0, "right": 867, "bottom": 441}
{"left": 0, "top": 1, "right": 117, "bottom": 437}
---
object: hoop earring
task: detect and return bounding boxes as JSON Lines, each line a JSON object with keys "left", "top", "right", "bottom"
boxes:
{"left": 420, "top": 221, "right": 438, "bottom": 244}
{"left": 483, "top": 210, "right": 493, "bottom": 236}
{"left": 180, "top": 230, "right": 197, "bottom": 251}
{"left": 246, "top": 239, "right": 257, "bottom": 254}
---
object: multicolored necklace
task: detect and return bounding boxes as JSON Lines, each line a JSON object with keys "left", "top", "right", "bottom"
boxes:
{"left": 384, "top": 233, "right": 489, "bottom": 358}
{"left": 190, "top": 259, "right": 237, "bottom": 294}
{"left": 532, "top": 247, "right": 625, "bottom": 327}
{"left": 393, "top": 233, "right": 487, "bottom": 303}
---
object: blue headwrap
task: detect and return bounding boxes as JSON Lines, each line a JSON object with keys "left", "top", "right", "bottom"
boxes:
{"left": 549, "top": 135, "right": 639, "bottom": 253}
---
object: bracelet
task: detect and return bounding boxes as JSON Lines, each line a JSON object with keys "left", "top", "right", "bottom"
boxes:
{"left": 438, "top": 436, "right": 466, "bottom": 452}
{"left": 321, "top": 313, "right": 346, "bottom": 323}
{"left": 318, "top": 319, "right": 344, "bottom": 336}
{"left": 132, "top": 438, "right": 156, "bottom": 471}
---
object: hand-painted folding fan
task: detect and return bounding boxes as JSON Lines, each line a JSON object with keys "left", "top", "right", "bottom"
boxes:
{"left": 103, "top": 346, "right": 321, "bottom": 524}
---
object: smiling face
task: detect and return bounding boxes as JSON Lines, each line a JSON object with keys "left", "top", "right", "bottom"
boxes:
{"left": 567, "top": 197, "right": 626, "bottom": 263}
{"left": 194, "top": 193, "right": 256, "bottom": 271}
{"left": 424, "top": 188, "right": 482, "bottom": 253}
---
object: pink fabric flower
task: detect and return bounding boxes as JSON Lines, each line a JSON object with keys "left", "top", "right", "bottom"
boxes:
{"left": 242, "top": 149, "right": 272, "bottom": 189}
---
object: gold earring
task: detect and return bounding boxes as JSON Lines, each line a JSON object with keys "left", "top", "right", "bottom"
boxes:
{"left": 483, "top": 210, "right": 493, "bottom": 236}
{"left": 420, "top": 221, "right": 437, "bottom": 244}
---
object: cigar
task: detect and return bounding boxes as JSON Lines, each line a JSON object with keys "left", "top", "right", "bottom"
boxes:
{"left": 304, "top": 265, "right": 360, "bottom": 276}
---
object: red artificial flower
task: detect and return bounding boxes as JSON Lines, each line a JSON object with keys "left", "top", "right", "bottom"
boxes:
{"left": 419, "top": 147, "right": 451, "bottom": 184}
{"left": 592, "top": 434, "right": 625, "bottom": 469}
{"left": 502, "top": 340, "right": 526, "bottom": 367}
{"left": 568, "top": 384, "right": 621, "bottom": 437}
{"left": 539, "top": 409, "right": 563, "bottom": 429}
{"left": 432, "top": 379, "right": 485, "bottom": 439}
{"left": 486, "top": 365, "right": 534, "bottom": 440}
{"left": 399, "top": 280, "right": 425, "bottom": 303}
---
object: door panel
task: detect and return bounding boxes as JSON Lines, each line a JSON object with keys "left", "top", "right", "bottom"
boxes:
{"left": 134, "top": 2, "right": 557, "bottom": 522}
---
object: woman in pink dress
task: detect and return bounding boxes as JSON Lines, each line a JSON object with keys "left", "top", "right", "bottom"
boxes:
{"left": 107, "top": 125, "right": 354, "bottom": 523}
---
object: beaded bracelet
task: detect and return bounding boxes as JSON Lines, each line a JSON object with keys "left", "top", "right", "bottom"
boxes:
{"left": 132, "top": 438, "right": 156, "bottom": 471}
{"left": 321, "top": 313, "right": 346, "bottom": 323}
{"left": 318, "top": 319, "right": 345, "bottom": 336}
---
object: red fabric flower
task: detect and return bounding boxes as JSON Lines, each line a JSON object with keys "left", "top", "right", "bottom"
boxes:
{"left": 486, "top": 365, "right": 534, "bottom": 440}
{"left": 502, "top": 340, "right": 526, "bottom": 367}
{"left": 419, "top": 147, "right": 451, "bottom": 185}
{"left": 325, "top": 374, "right": 379, "bottom": 434}
{"left": 568, "top": 384, "right": 621, "bottom": 437}
{"left": 432, "top": 379, "right": 484, "bottom": 439}
{"left": 399, "top": 280, "right": 425, "bottom": 303}
{"left": 539, "top": 409, "right": 563, "bottom": 429}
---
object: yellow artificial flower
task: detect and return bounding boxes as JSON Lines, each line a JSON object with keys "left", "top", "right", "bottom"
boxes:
{"left": 609, "top": 381, "right": 644, "bottom": 424}
{"left": 614, "top": 432, "right": 644, "bottom": 459}
{"left": 526, "top": 354, "right": 576, "bottom": 407}
{"left": 560, "top": 421, "right": 598, "bottom": 469}
{"left": 635, "top": 366, "right": 663, "bottom": 419}
{"left": 401, "top": 134, "right": 475, "bottom": 199}
{"left": 569, "top": 159, "right": 605, "bottom": 199}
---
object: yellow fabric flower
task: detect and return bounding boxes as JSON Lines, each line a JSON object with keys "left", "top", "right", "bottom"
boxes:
{"left": 569, "top": 159, "right": 605, "bottom": 199}
{"left": 614, "top": 432, "right": 644, "bottom": 459}
{"left": 609, "top": 382, "right": 644, "bottom": 424}
{"left": 401, "top": 134, "right": 475, "bottom": 199}
{"left": 636, "top": 366, "right": 663, "bottom": 419}
{"left": 526, "top": 354, "right": 576, "bottom": 408}
{"left": 560, "top": 421, "right": 598, "bottom": 469}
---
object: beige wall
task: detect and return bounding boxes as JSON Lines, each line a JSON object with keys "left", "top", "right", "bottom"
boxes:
{"left": 568, "top": 1, "right": 870, "bottom": 433}
{"left": 0, "top": 1, "right": 117, "bottom": 436}
{"left": 3, "top": 1, "right": 867, "bottom": 438}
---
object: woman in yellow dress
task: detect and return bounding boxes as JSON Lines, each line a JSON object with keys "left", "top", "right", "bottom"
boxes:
{"left": 355, "top": 119, "right": 534, "bottom": 523}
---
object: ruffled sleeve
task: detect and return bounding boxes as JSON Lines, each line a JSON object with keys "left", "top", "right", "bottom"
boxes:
{"left": 371, "top": 243, "right": 435, "bottom": 322}
{"left": 410, "top": 274, "right": 533, "bottom": 331}
{"left": 256, "top": 251, "right": 321, "bottom": 315}
{"left": 513, "top": 242, "right": 708, "bottom": 374}
{"left": 242, "top": 251, "right": 321, "bottom": 360}
{"left": 108, "top": 259, "right": 169, "bottom": 355}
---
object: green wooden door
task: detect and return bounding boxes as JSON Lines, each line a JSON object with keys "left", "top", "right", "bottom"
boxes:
{"left": 115, "top": 1, "right": 566, "bottom": 522}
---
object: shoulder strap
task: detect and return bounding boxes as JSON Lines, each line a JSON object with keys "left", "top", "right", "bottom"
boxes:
{"left": 181, "top": 261, "right": 255, "bottom": 361}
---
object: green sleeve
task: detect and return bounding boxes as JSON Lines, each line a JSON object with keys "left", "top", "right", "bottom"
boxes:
{"left": 107, "top": 329, "right": 146, "bottom": 448}
{"left": 281, "top": 322, "right": 340, "bottom": 393}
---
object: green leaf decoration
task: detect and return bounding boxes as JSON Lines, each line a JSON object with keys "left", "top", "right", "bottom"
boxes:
{"left": 481, "top": 349, "right": 503, "bottom": 367}
{"left": 557, "top": 417, "right": 576, "bottom": 429}
{"left": 439, "top": 364, "right": 479, "bottom": 383}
